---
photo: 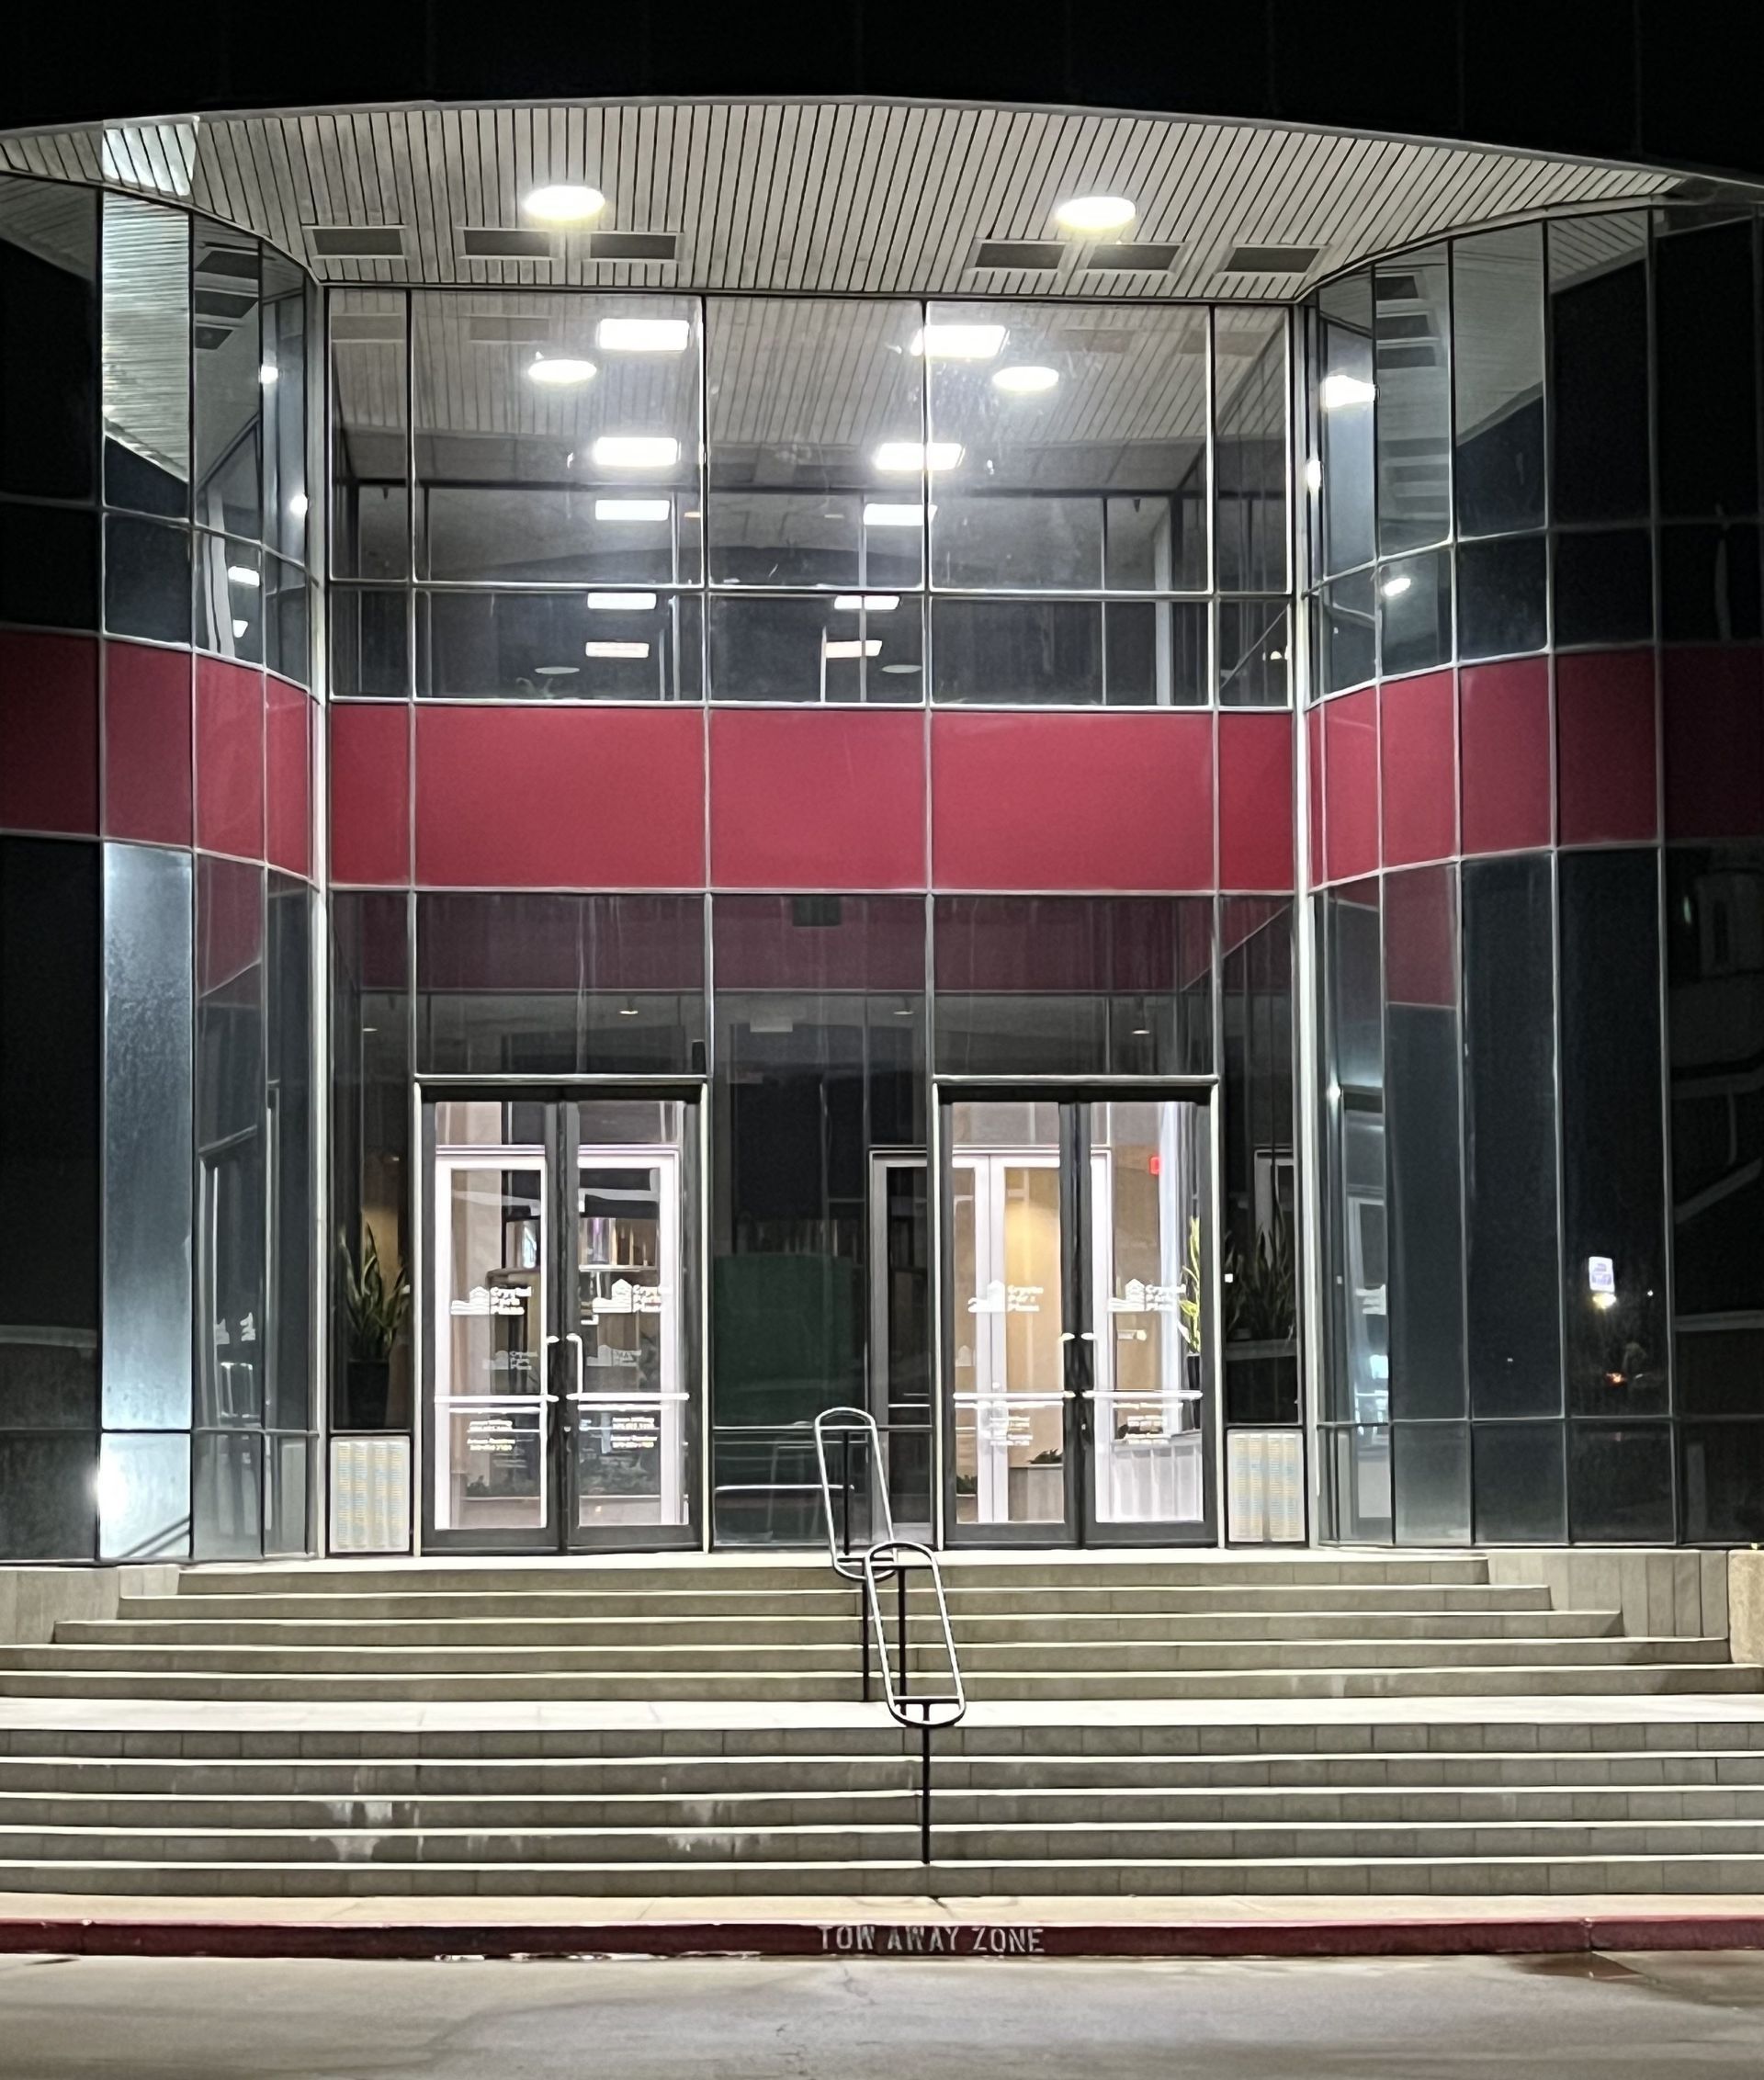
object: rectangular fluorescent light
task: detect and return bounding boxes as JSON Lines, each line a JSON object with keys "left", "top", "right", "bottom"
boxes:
{"left": 584, "top": 641, "right": 650, "bottom": 660}
{"left": 594, "top": 498, "right": 671, "bottom": 522}
{"left": 832, "top": 594, "right": 900, "bottom": 612}
{"left": 910, "top": 323, "right": 1007, "bottom": 359}
{"left": 592, "top": 435, "right": 681, "bottom": 469}
{"left": 596, "top": 317, "right": 690, "bottom": 352}
{"left": 226, "top": 565, "right": 261, "bottom": 587}
{"left": 874, "top": 440, "right": 962, "bottom": 472}
{"left": 587, "top": 591, "right": 658, "bottom": 611}
{"left": 823, "top": 639, "right": 883, "bottom": 660}
{"left": 1319, "top": 373, "right": 1376, "bottom": 411}
{"left": 863, "top": 503, "right": 932, "bottom": 527}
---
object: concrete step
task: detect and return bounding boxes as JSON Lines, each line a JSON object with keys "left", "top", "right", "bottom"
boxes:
{"left": 61, "top": 1609, "right": 1625, "bottom": 1649}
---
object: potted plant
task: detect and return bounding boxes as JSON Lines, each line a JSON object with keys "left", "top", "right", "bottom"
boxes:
{"left": 1222, "top": 1201, "right": 1299, "bottom": 1425}
{"left": 338, "top": 1225, "right": 410, "bottom": 1429}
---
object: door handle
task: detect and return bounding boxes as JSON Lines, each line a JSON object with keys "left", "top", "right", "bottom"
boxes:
{"left": 566, "top": 1330, "right": 585, "bottom": 1396}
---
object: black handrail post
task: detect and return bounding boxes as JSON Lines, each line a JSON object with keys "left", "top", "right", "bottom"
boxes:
{"left": 921, "top": 1716, "right": 933, "bottom": 1866}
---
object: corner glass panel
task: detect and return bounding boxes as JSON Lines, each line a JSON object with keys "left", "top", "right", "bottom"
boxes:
{"left": 0, "top": 177, "right": 96, "bottom": 500}
{"left": 1319, "top": 568, "right": 1376, "bottom": 692}
{"left": 330, "top": 288, "right": 409, "bottom": 580}
{"left": 1320, "top": 884, "right": 1385, "bottom": 1430}
{"left": 331, "top": 586, "right": 411, "bottom": 696}
{"left": 1553, "top": 528, "right": 1654, "bottom": 647}
{"left": 1456, "top": 532, "right": 1546, "bottom": 660}
{"left": 1221, "top": 899, "right": 1296, "bottom": 1420}
{"left": 1215, "top": 307, "right": 1287, "bottom": 594}
{"left": 1317, "top": 272, "right": 1374, "bottom": 578}
{"left": 101, "top": 196, "right": 189, "bottom": 517}
{"left": 260, "top": 254, "right": 307, "bottom": 562}
{"left": 194, "top": 532, "right": 263, "bottom": 663}
{"left": 266, "top": 876, "right": 313, "bottom": 1434}
{"left": 1377, "top": 548, "right": 1453, "bottom": 677}
{"left": 1374, "top": 245, "right": 1450, "bottom": 556}
{"left": 104, "top": 513, "right": 191, "bottom": 645}
{"left": 1549, "top": 214, "right": 1649, "bottom": 525}
{"left": 102, "top": 844, "right": 193, "bottom": 1430}
{"left": 192, "top": 230, "right": 262, "bottom": 539}
{"left": 193, "top": 1429, "right": 262, "bottom": 1559}
{"left": 1452, "top": 224, "right": 1544, "bottom": 538}
{"left": 98, "top": 1433, "right": 190, "bottom": 1561}
{"left": 1218, "top": 600, "right": 1290, "bottom": 707}
{"left": 1472, "top": 1420, "right": 1565, "bottom": 1543}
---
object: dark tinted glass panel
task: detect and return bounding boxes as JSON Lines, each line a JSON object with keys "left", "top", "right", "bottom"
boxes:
{"left": 930, "top": 597, "right": 1102, "bottom": 705}
{"left": 1384, "top": 868, "right": 1464, "bottom": 1419}
{"left": 1374, "top": 246, "right": 1451, "bottom": 556}
{"left": 709, "top": 593, "right": 919, "bottom": 703}
{"left": 1221, "top": 899, "right": 1295, "bottom": 1367}
{"left": 0, "top": 500, "right": 97, "bottom": 630}
{"left": 192, "top": 232, "right": 261, "bottom": 538}
{"left": 330, "top": 289, "right": 408, "bottom": 580}
{"left": 1215, "top": 308, "right": 1287, "bottom": 594}
{"left": 0, "top": 840, "right": 99, "bottom": 1432}
{"left": 1392, "top": 1422, "right": 1469, "bottom": 1543}
{"left": 1473, "top": 1421, "right": 1566, "bottom": 1543}
{"left": 1377, "top": 549, "right": 1452, "bottom": 677}
{"left": 1677, "top": 1327, "right": 1764, "bottom": 1418}
{"left": 97, "top": 1432, "right": 190, "bottom": 1562}
{"left": 192, "top": 1429, "right": 262, "bottom": 1559}
{"left": 1568, "top": 1423, "right": 1674, "bottom": 1542}
{"left": 1453, "top": 225, "right": 1545, "bottom": 538}
{"left": 1323, "top": 1424, "right": 1392, "bottom": 1542}
{"left": 267, "top": 877, "right": 313, "bottom": 1433}
{"left": 0, "top": 178, "right": 96, "bottom": 500}
{"left": 424, "top": 589, "right": 701, "bottom": 701}
{"left": 1660, "top": 525, "right": 1762, "bottom": 642}
{"left": 1463, "top": 855, "right": 1560, "bottom": 1416}
{"left": 264, "top": 558, "right": 308, "bottom": 685}
{"left": 1218, "top": 600, "right": 1290, "bottom": 707}
{"left": 332, "top": 587, "right": 411, "bottom": 696}
{"left": 1322, "top": 885, "right": 1385, "bottom": 1427}
{"left": 0, "top": 1434, "right": 96, "bottom": 1561}
{"left": 1317, "top": 276, "right": 1374, "bottom": 577}
{"left": 101, "top": 197, "right": 189, "bottom": 518}
{"left": 264, "top": 1431, "right": 310, "bottom": 1554}
{"left": 1667, "top": 848, "right": 1764, "bottom": 1320}
{"left": 417, "top": 892, "right": 706, "bottom": 1075}
{"left": 261, "top": 260, "right": 307, "bottom": 561}
{"left": 933, "top": 897, "right": 1211, "bottom": 1077}
{"left": 1654, "top": 218, "right": 1758, "bottom": 522}
{"left": 1680, "top": 1421, "right": 1764, "bottom": 1542}
{"left": 1549, "top": 216, "right": 1649, "bottom": 525}
{"left": 1456, "top": 532, "right": 1546, "bottom": 660}
{"left": 331, "top": 892, "right": 412, "bottom": 1430}
{"left": 194, "top": 533, "right": 263, "bottom": 664}
{"left": 1559, "top": 851, "right": 1668, "bottom": 1417}
{"left": 1553, "top": 529, "right": 1654, "bottom": 646}
{"left": 1319, "top": 568, "right": 1375, "bottom": 691}
{"left": 712, "top": 1431, "right": 822, "bottom": 1544}
{"left": 103, "top": 513, "right": 190, "bottom": 644}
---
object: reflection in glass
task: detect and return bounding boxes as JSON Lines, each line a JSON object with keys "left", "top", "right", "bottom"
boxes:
{"left": 192, "top": 230, "right": 262, "bottom": 538}
{"left": 1456, "top": 532, "right": 1546, "bottom": 660}
{"left": 1453, "top": 224, "right": 1544, "bottom": 538}
{"left": 1218, "top": 601, "right": 1289, "bottom": 707}
{"left": 98, "top": 1433, "right": 189, "bottom": 1561}
{"left": 332, "top": 587, "right": 411, "bottom": 696}
{"left": 193, "top": 1429, "right": 262, "bottom": 1559}
{"left": 1568, "top": 1423, "right": 1673, "bottom": 1542}
{"left": 267, "top": 876, "right": 313, "bottom": 1435}
{"left": 1319, "top": 568, "right": 1375, "bottom": 690}
{"left": 0, "top": 177, "right": 96, "bottom": 501}
{"left": 1655, "top": 216, "right": 1758, "bottom": 523}
{"left": 1473, "top": 1421, "right": 1565, "bottom": 1543}
{"left": 1660, "top": 523, "right": 1762, "bottom": 641}
{"left": 1317, "top": 272, "right": 1374, "bottom": 577}
{"left": 1215, "top": 307, "right": 1288, "bottom": 594}
{"left": 331, "top": 289, "right": 409, "bottom": 579}
{"left": 1549, "top": 214, "right": 1648, "bottom": 525}
{"left": 931, "top": 595, "right": 1204, "bottom": 706}
{"left": 708, "top": 593, "right": 921, "bottom": 703}
{"left": 101, "top": 197, "right": 189, "bottom": 516}
{"left": 1377, "top": 548, "right": 1452, "bottom": 677}
{"left": 0, "top": 1436, "right": 96, "bottom": 1562}
{"left": 101, "top": 845, "right": 193, "bottom": 1430}
{"left": 264, "top": 557, "right": 309, "bottom": 684}
{"left": 1392, "top": 1422, "right": 1469, "bottom": 1543}
{"left": 1321, "top": 884, "right": 1384, "bottom": 1430}
{"left": 260, "top": 253, "right": 307, "bottom": 562}
{"left": 194, "top": 532, "right": 263, "bottom": 663}
{"left": 196, "top": 857, "right": 265, "bottom": 1430}
{"left": 104, "top": 513, "right": 191, "bottom": 644}
{"left": 423, "top": 588, "right": 702, "bottom": 700}
{"left": 1374, "top": 245, "right": 1450, "bottom": 555}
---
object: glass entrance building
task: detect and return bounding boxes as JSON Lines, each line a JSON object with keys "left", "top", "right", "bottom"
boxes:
{"left": 2, "top": 89, "right": 1762, "bottom": 1561}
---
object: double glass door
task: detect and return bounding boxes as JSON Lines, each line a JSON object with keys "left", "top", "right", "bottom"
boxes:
{"left": 944, "top": 1092, "right": 1213, "bottom": 1544}
{"left": 424, "top": 1092, "right": 698, "bottom": 1550}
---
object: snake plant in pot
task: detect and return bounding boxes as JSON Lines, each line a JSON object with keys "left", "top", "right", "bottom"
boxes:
{"left": 338, "top": 1225, "right": 410, "bottom": 1429}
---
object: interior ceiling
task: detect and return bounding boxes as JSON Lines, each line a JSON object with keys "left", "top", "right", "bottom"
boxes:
{"left": 0, "top": 98, "right": 1705, "bottom": 300}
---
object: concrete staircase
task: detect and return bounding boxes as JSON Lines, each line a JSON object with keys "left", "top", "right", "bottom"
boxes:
{"left": 0, "top": 1553, "right": 1758, "bottom": 1898}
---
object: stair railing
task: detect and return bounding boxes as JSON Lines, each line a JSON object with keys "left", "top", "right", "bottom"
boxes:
{"left": 814, "top": 1407, "right": 967, "bottom": 1864}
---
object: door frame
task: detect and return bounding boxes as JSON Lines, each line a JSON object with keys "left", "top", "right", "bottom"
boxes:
{"left": 415, "top": 1076, "right": 708, "bottom": 1554}
{"left": 933, "top": 1078, "right": 1220, "bottom": 1550}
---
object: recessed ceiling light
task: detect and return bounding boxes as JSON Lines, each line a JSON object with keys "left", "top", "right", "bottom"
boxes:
{"left": 231, "top": 618, "right": 249, "bottom": 639}
{"left": 992, "top": 364, "right": 1059, "bottom": 396}
{"left": 588, "top": 591, "right": 658, "bottom": 611}
{"left": 584, "top": 640, "right": 650, "bottom": 660}
{"left": 910, "top": 322, "right": 1007, "bottom": 359}
{"left": 258, "top": 362, "right": 278, "bottom": 386}
{"left": 1303, "top": 458, "right": 1323, "bottom": 492}
{"left": 1054, "top": 194, "right": 1136, "bottom": 233}
{"left": 881, "top": 662, "right": 922, "bottom": 674}
{"left": 226, "top": 565, "right": 261, "bottom": 587}
{"left": 1381, "top": 572, "right": 1412, "bottom": 599}
{"left": 594, "top": 498, "right": 671, "bottom": 522}
{"left": 832, "top": 594, "right": 900, "bottom": 612}
{"left": 823, "top": 639, "right": 883, "bottom": 660}
{"left": 1319, "top": 372, "right": 1376, "bottom": 411}
{"left": 864, "top": 502, "right": 933, "bottom": 527}
{"left": 288, "top": 493, "right": 309, "bottom": 518}
{"left": 873, "top": 440, "right": 962, "bottom": 472}
{"left": 593, "top": 435, "right": 681, "bottom": 469}
{"left": 595, "top": 317, "right": 690, "bottom": 352}
{"left": 524, "top": 184, "right": 606, "bottom": 224}
{"left": 534, "top": 664, "right": 580, "bottom": 676}
{"left": 528, "top": 356, "right": 597, "bottom": 388}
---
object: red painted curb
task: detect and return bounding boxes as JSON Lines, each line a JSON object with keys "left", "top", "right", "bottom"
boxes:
{"left": 2, "top": 1914, "right": 1762, "bottom": 1962}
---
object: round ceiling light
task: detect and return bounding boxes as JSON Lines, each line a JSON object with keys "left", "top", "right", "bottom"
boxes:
{"left": 992, "top": 364, "right": 1059, "bottom": 396}
{"left": 524, "top": 184, "right": 606, "bottom": 223}
{"left": 1053, "top": 194, "right": 1136, "bottom": 233}
{"left": 527, "top": 356, "right": 597, "bottom": 387}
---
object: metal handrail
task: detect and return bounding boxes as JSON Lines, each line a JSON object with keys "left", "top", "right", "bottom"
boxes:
{"left": 812, "top": 1406, "right": 898, "bottom": 1583}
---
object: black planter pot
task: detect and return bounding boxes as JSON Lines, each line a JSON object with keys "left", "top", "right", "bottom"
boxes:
{"left": 346, "top": 1359, "right": 390, "bottom": 1430}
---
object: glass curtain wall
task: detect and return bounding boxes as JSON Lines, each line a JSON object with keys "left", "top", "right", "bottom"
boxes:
{"left": 331, "top": 292, "right": 1290, "bottom": 709}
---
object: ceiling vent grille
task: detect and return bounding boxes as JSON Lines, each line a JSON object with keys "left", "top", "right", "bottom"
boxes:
{"left": 308, "top": 226, "right": 406, "bottom": 259}
{"left": 459, "top": 228, "right": 554, "bottom": 259}
{"left": 1222, "top": 243, "right": 1319, "bottom": 275}
{"left": 1082, "top": 242, "right": 1181, "bottom": 272}
{"left": 587, "top": 232, "right": 678, "bottom": 263}
{"left": 968, "top": 239, "right": 1065, "bottom": 272}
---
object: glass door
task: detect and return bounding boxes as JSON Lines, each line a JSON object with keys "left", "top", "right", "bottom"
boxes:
{"left": 423, "top": 1091, "right": 700, "bottom": 1552}
{"left": 942, "top": 1091, "right": 1214, "bottom": 1546}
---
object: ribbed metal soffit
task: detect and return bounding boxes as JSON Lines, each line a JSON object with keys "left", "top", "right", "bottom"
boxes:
{"left": 0, "top": 98, "right": 1720, "bottom": 298}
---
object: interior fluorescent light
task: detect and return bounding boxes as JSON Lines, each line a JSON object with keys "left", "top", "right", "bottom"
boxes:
{"left": 992, "top": 364, "right": 1059, "bottom": 395}
{"left": 596, "top": 317, "right": 690, "bottom": 353}
{"left": 231, "top": 618, "right": 249, "bottom": 639}
{"left": 873, "top": 440, "right": 962, "bottom": 472}
{"left": 1380, "top": 572, "right": 1412, "bottom": 599}
{"left": 534, "top": 664, "right": 580, "bottom": 676}
{"left": 1053, "top": 194, "right": 1136, "bottom": 233}
{"left": 864, "top": 503, "right": 933, "bottom": 527}
{"left": 584, "top": 640, "right": 650, "bottom": 660}
{"left": 832, "top": 594, "right": 900, "bottom": 612}
{"left": 593, "top": 435, "right": 681, "bottom": 469}
{"left": 910, "top": 322, "right": 1007, "bottom": 360}
{"left": 594, "top": 498, "right": 671, "bottom": 522}
{"left": 823, "top": 639, "right": 883, "bottom": 660}
{"left": 588, "top": 591, "right": 658, "bottom": 611}
{"left": 1303, "top": 458, "right": 1323, "bottom": 492}
{"left": 528, "top": 356, "right": 597, "bottom": 388}
{"left": 258, "top": 363, "right": 278, "bottom": 386}
{"left": 288, "top": 493, "right": 309, "bottom": 518}
{"left": 524, "top": 184, "right": 606, "bottom": 224}
{"left": 226, "top": 566, "right": 261, "bottom": 587}
{"left": 1320, "top": 372, "right": 1376, "bottom": 411}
